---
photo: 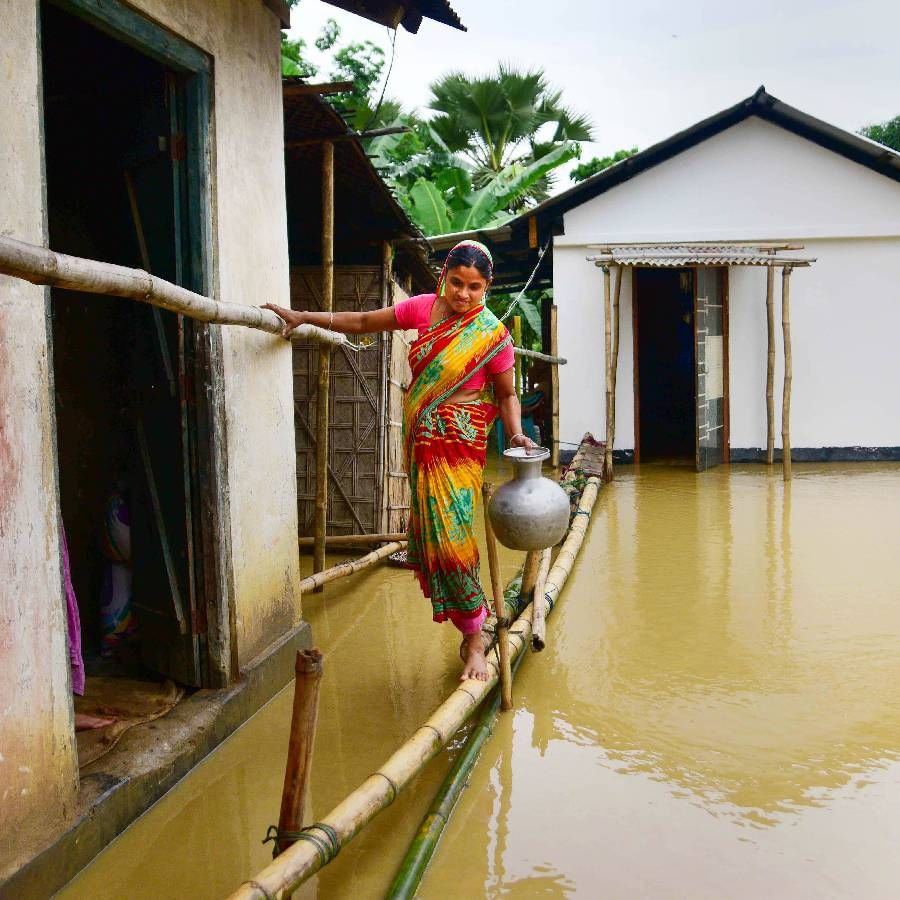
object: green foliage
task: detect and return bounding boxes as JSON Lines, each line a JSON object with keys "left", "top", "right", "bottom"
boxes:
{"left": 280, "top": 33, "right": 317, "bottom": 79}
{"left": 570, "top": 147, "right": 638, "bottom": 183}
{"left": 859, "top": 116, "right": 900, "bottom": 152}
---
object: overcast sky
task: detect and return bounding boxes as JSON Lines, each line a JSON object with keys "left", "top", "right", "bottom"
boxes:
{"left": 288, "top": 0, "right": 899, "bottom": 188}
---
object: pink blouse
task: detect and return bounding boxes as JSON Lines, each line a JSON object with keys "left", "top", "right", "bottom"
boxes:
{"left": 394, "top": 293, "right": 515, "bottom": 392}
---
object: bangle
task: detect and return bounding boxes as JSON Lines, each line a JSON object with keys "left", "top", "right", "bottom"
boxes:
{"left": 508, "top": 433, "right": 526, "bottom": 446}
{"left": 328, "top": 311, "right": 334, "bottom": 330}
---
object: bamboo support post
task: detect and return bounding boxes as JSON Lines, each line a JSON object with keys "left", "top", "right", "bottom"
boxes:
{"left": 608, "top": 264, "right": 623, "bottom": 481}
{"left": 313, "top": 141, "right": 335, "bottom": 590}
{"left": 482, "top": 483, "right": 513, "bottom": 711}
{"left": 602, "top": 265, "right": 613, "bottom": 481}
{"left": 512, "top": 316, "right": 523, "bottom": 398}
{"left": 228, "top": 473, "right": 601, "bottom": 900}
{"left": 550, "top": 305, "right": 560, "bottom": 467}
{"left": 766, "top": 262, "right": 776, "bottom": 465}
{"left": 519, "top": 550, "right": 542, "bottom": 603}
{"left": 298, "top": 541, "right": 404, "bottom": 593}
{"left": 298, "top": 532, "right": 405, "bottom": 547}
{"left": 275, "top": 649, "right": 324, "bottom": 855}
{"left": 531, "top": 548, "right": 552, "bottom": 652}
{"left": 0, "top": 235, "right": 347, "bottom": 347}
{"left": 781, "top": 265, "right": 793, "bottom": 481}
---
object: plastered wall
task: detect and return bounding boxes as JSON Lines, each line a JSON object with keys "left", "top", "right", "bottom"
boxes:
{"left": 0, "top": 1, "right": 79, "bottom": 874}
{"left": 554, "top": 117, "right": 900, "bottom": 452}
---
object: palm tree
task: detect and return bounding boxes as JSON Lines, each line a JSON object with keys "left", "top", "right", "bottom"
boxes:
{"left": 427, "top": 64, "right": 594, "bottom": 201}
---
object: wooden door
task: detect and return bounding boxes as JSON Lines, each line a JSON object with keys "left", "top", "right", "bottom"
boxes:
{"left": 292, "top": 267, "right": 387, "bottom": 535}
{"left": 694, "top": 267, "right": 728, "bottom": 471}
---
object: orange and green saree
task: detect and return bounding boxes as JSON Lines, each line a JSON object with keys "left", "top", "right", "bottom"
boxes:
{"left": 403, "top": 303, "right": 511, "bottom": 632}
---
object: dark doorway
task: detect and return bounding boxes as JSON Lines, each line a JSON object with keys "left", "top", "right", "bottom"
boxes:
{"left": 42, "top": 2, "right": 209, "bottom": 689}
{"left": 634, "top": 268, "right": 696, "bottom": 461}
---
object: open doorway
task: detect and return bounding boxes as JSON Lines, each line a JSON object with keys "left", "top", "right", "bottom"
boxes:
{"left": 42, "top": 0, "right": 215, "bottom": 754}
{"left": 634, "top": 268, "right": 697, "bottom": 462}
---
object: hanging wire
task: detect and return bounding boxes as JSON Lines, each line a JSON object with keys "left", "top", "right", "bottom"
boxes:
{"left": 497, "top": 238, "right": 551, "bottom": 322}
{"left": 359, "top": 26, "right": 399, "bottom": 134}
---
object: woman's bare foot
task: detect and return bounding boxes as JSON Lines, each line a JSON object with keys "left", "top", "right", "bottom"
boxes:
{"left": 75, "top": 712, "right": 115, "bottom": 731}
{"left": 460, "top": 632, "right": 489, "bottom": 682}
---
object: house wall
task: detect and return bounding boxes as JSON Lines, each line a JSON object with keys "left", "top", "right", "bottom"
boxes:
{"left": 554, "top": 117, "right": 900, "bottom": 453}
{"left": 1, "top": 0, "right": 298, "bottom": 871}
{"left": 0, "top": 2, "right": 80, "bottom": 873}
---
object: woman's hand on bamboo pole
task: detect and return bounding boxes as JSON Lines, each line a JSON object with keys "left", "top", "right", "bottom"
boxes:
{"left": 261, "top": 303, "right": 400, "bottom": 339}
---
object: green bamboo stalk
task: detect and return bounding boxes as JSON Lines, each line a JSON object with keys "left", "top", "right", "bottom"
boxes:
{"left": 386, "top": 651, "right": 527, "bottom": 899}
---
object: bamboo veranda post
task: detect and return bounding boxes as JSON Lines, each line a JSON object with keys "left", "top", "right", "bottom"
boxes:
{"left": 530, "top": 548, "right": 552, "bottom": 652}
{"left": 313, "top": 141, "right": 335, "bottom": 591}
{"left": 0, "top": 236, "right": 346, "bottom": 347}
{"left": 550, "top": 305, "right": 560, "bottom": 466}
{"left": 298, "top": 541, "right": 404, "bottom": 593}
{"left": 609, "top": 264, "right": 623, "bottom": 481}
{"left": 275, "top": 649, "right": 324, "bottom": 855}
{"left": 482, "top": 483, "right": 513, "bottom": 712}
{"left": 766, "top": 262, "right": 776, "bottom": 465}
{"left": 227, "top": 471, "right": 602, "bottom": 899}
{"left": 602, "top": 265, "right": 613, "bottom": 480}
{"left": 781, "top": 265, "right": 793, "bottom": 482}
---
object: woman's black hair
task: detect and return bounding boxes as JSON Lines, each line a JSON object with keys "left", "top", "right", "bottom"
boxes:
{"left": 445, "top": 243, "right": 493, "bottom": 281}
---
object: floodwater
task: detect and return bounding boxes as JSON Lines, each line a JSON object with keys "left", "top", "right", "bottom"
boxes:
{"left": 61, "top": 462, "right": 900, "bottom": 899}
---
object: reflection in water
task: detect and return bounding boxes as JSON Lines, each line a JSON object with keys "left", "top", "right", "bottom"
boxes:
{"left": 61, "top": 464, "right": 900, "bottom": 899}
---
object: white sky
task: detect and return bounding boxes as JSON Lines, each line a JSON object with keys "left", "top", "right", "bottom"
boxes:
{"left": 288, "top": 0, "right": 899, "bottom": 190}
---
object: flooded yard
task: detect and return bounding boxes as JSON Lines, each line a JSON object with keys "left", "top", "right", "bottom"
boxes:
{"left": 61, "top": 462, "right": 900, "bottom": 898}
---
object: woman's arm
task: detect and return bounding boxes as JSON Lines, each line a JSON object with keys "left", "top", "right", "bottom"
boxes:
{"left": 260, "top": 303, "right": 400, "bottom": 339}
{"left": 491, "top": 368, "right": 538, "bottom": 450}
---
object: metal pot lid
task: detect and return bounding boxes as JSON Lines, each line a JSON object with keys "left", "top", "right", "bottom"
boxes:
{"left": 503, "top": 446, "right": 551, "bottom": 463}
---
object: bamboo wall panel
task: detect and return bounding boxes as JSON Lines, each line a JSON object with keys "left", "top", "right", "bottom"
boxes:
{"left": 292, "top": 266, "right": 385, "bottom": 535}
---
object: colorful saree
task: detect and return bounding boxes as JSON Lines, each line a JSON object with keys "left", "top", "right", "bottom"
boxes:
{"left": 404, "top": 303, "right": 511, "bottom": 632}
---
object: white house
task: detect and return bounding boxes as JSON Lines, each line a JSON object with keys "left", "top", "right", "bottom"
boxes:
{"left": 544, "top": 87, "right": 900, "bottom": 467}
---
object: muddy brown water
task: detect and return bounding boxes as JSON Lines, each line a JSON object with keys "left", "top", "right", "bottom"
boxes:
{"left": 61, "top": 462, "right": 900, "bottom": 899}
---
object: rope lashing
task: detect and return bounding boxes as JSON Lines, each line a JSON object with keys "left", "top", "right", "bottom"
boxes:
{"left": 262, "top": 822, "right": 341, "bottom": 863}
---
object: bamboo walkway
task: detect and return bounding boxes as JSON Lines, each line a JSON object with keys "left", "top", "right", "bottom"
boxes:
{"left": 228, "top": 435, "right": 605, "bottom": 899}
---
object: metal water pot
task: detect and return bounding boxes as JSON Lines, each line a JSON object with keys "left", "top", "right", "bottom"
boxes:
{"left": 488, "top": 447, "right": 570, "bottom": 550}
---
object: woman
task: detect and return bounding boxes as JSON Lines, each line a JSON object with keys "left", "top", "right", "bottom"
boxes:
{"left": 263, "top": 240, "right": 536, "bottom": 681}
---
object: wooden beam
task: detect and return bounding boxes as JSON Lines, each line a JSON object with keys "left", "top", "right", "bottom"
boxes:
{"left": 285, "top": 126, "right": 410, "bottom": 149}
{"left": 313, "top": 141, "right": 335, "bottom": 589}
{"left": 609, "top": 264, "right": 623, "bottom": 481}
{"left": 298, "top": 532, "right": 406, "bottom": 547}
{"left": 765, "top": 263, "right": 776, "bottom": 465}
{"left": 282, "top": 81, "right": 354, "bottom": 97}
{"left": 781, "top": 265, "right": 793, "bottom": 481}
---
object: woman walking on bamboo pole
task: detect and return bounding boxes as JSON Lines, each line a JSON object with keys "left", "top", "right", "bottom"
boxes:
{"left": 263, "top": 240, "right": 535, "bottom": 681}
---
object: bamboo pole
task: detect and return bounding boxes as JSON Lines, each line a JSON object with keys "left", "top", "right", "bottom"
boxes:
{"left": 531, "top": 548, "right": 552, "bottom": 652}
{"left": 781, "top": 265, "right": 793, "bottom": 482}
{"left": 275, "top": 649, "right": 324, "bottom": 855}
{"left": 519, "top": 550, "right": 542, "bottom": 602}
{"left": 512, "top": 346, "right": 566, "bottom": 365}
{"left": 227, "top": 473, "right": 602, "bottom": 900}
{"left": 512, "top": 316, "right": 523, "bottom": 397}
{"left": 609, "top": 264, "right": 623, "bottom": 481}
{"left": 603, "top": 265, "right": 613, "bottom": 481}
{"left": 385, "top": 650, "right": 527, "bottom": 899}
{"left": 298, "top": 541, "right": 404, "bottom": 593}
{"left": 766, "top": 262, "right": 776, "bottom": 465}
{"left": 0, "top": 235, "right": 346, "bottom": 348}
{"left": 550, "top": 305, "right": 560, "bottom": 467}
{"left": 482, "top": 483, "right": 513, "bottom": 711}
{"left": 313, "top": 141, "right": 335, "bottom": 590}
{"left": 298, "top": 532, "right": 406, "bottom": 547}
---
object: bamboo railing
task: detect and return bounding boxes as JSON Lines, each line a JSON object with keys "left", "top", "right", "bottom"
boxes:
{"left": 0, "top": 235, "right": 347, "bottom": 348}
{"left": 228, "top": 472, "right": 602, "bottom": 899}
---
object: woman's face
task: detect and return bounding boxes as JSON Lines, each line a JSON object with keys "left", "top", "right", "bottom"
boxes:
{"left": 443, "top": 264, "right": 490, "bottom": 314}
